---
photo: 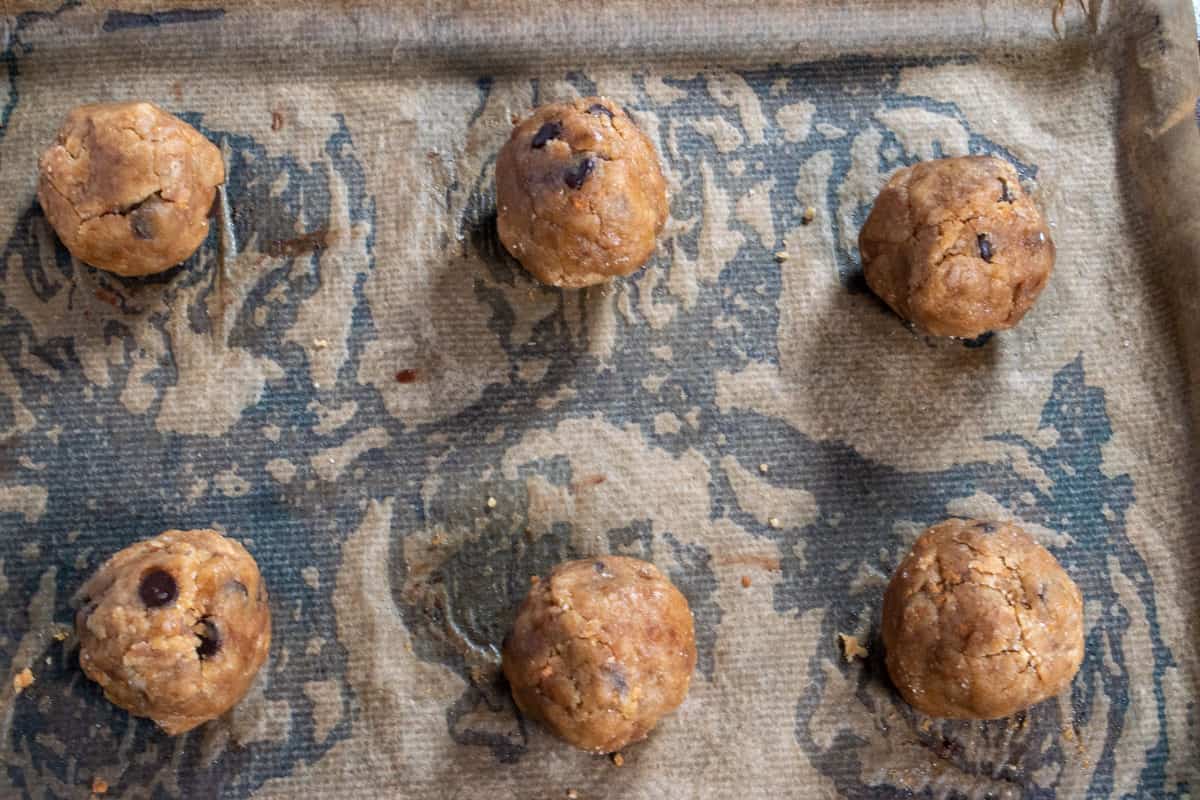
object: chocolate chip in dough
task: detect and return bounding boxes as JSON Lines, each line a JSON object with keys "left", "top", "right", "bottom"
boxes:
{"left": 531, "top": 121, "right": 562, "bottom": 149}
{"left": 139, "top": 569, "right": 178, "bottom": 608}
{"left": 999, "top": 178, "right": 1014, "bottom": 203}
{"left": 564, "top": 157, "right": 596, "bottom": 189}
{"left": 195, "top": 617, "right": 221, "bottom": 660}
{"left": 130, "top": 207, "right": 155, "bottom": 240}
{"left": 606, "top": 663, "right": 628, "bottom": 694}
{"left": 977, "top": 233, "right": 994, "bottom": 262}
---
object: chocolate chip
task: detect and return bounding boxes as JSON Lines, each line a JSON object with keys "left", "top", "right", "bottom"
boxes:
{"left": 195, "top": 617, "right": 221, "bottom": 660}
{"left": 999, "top": 178, "right": 1014, "bottom": 204}
{"left": 606, "top": 664, "right": 628, "bottom": 695}
{"left": 130, "top": 209, "right": 155, "bottom": 240}
{"left": 564, "top": 157, "right": 595, "bottom": 189}
{"left": 587, "top": 103, "right": 614, "bottom": 119}
{"left": 977, "top": 233, "right": 994, "bottom": 262}
{"left": 531, "top": 121, "right": 562, "bottom": 149}
{"left": 138, "top": 569, "right": 178, "bottom": 608}
{"left": 962, "top": 331, "right": 995, "bottom": 349}
{"left": 594, "top": 561, "right": 608, "bottom": 574}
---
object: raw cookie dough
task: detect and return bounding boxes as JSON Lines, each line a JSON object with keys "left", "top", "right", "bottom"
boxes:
{"left": 881, "top": 519, "right": 1083, "bottom": 719}
{"left": 859, "top": 155, "right": 1054, "bottom": 338}
{"left": 76, "top": 529, "right": 270, "bottom": 734}
{"left": 502, "top": 556, "right": 695, "bottom": 752}
{"left": 495, "top": 96, "right": 668, "bottom": 288}
{"left": 38, "top": 101, "right": 225, "bottom": 277}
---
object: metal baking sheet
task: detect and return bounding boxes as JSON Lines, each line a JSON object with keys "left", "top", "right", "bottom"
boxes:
{"left": 0, "top": 1, "right": 1197, "bottom": 797}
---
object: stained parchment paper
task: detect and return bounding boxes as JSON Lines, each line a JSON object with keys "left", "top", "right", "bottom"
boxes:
{"left": 0, "top": 1, "right": 1197, "bottom": 797}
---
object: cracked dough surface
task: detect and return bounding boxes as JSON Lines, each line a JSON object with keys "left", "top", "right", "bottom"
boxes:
{"left": 76, "top": 529, "right": 270, "bottom": 735}
{"left": 495, "top": 96, "right": 668, "bottom": 288}
{"left": 502, "top": 556, "right": 695, "bottom": 752}
{"left": 881, "top": 518, "right": 1083, "bottom": 720}
{"left": 37, "top": 101, "right": 225, "bottom": 276}
{"left": 859, "top": 155, "right": 1054, "bottom": 338}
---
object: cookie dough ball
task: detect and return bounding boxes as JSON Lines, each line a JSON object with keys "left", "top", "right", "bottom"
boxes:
{"left": 76, "top": 529, "right": 270, "bottom": 734}
{"left": 495, "top": 97, "right": 668, "bottom": 288}
{"left": 502, "top": 557, "right": 696, "bottom": 752}
{"left": 38, "top": 101, "right": 225, "bottom": 276}
{"left": 882, "top": 519, "right": 1083, "bottom": 719}
{"left": 859, "top": 156, "right": 1054, "bottom": 338}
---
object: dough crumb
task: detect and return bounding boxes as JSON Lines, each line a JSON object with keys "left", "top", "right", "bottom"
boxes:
{"left": 768, "top": 517, "right": 782, "bottom": 529}
{"left": 801, "top": 206, "right": 816, "bottom": 224}
{"left": 53, "top": 627, "right": 69, "bottom": 641}
{"left": 566, "top": 791, "right": 579, "bottom": 799}
{"left": 741, "top": 575, "right": 752, "bottom": 588}
{"left": 758, "top": 463, "right": 769, "bottom": 474}
{"left": 12, "top": 668, "right": 33, "bottom": 692}
{"left": 313, "top": 338, "right": 329, "bottom": 350}
{"left": 486, "top": 496, "right": 498, "bottom": 509}
{"left": 611, "top": 752, "right": 625, "bottom": 767}
{"left": 838, "top": 633, "right": 868, "bottom": 662}
{"left": 774, "top": 251, "right": 788, "bottom": 262}
{"left": 91, "top": 776, "right": 109, "bottom": 794}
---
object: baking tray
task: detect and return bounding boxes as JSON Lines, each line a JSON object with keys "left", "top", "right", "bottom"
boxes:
{"left": 0, "top": 1, "right": 1198, "bottom": 797}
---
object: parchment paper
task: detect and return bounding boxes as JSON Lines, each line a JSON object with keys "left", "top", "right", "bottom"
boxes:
{"left": 0, "top": 1, "right": 1197, "bottom": 797}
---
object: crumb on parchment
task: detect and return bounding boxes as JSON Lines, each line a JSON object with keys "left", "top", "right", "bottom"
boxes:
{"left": 91, "top": 776, "right": 109, "bottom": 794}
{"left": 837, "top": 633, "right": 868, "bottom": 662}
{"left": 12, "top": 668, "right": 33, "bottom": 693}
